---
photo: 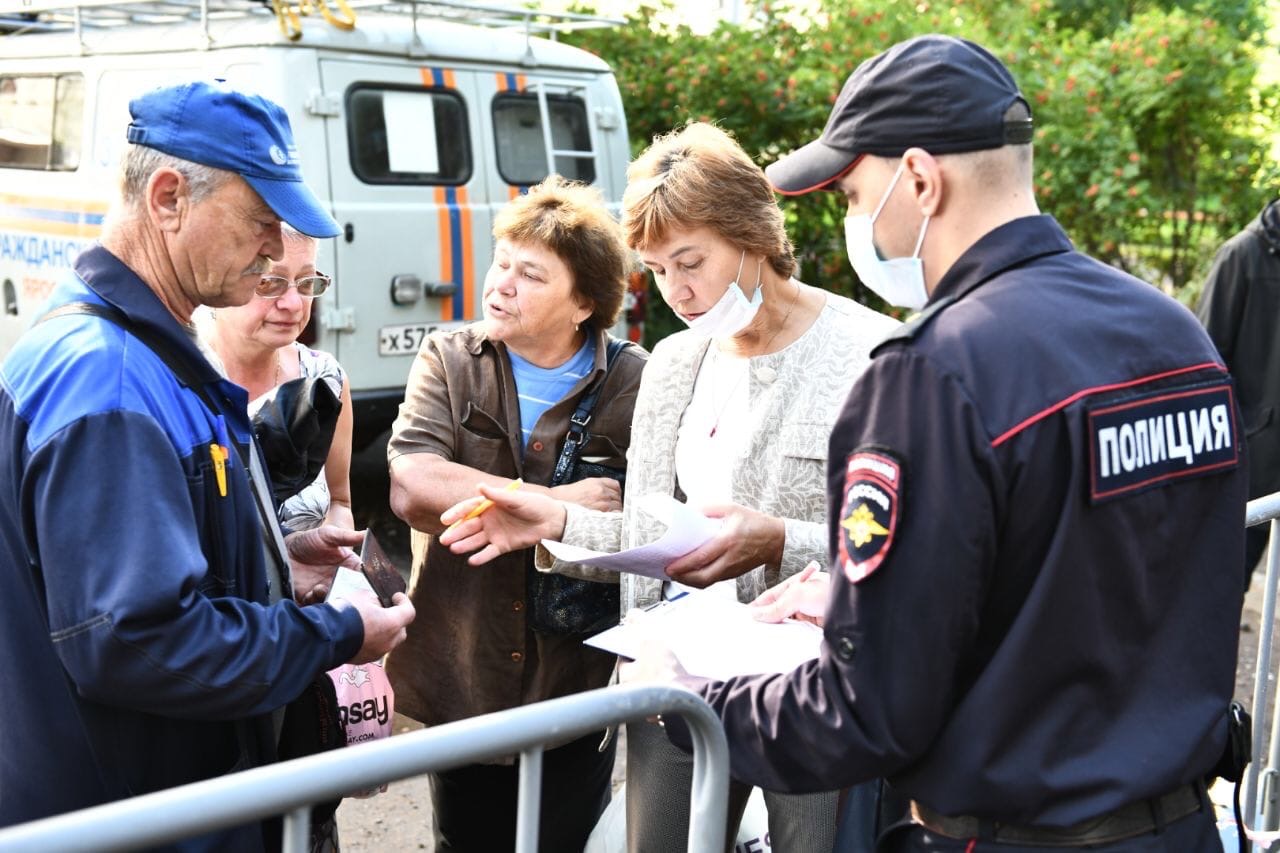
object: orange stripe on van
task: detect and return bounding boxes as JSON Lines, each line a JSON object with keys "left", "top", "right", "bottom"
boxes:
{"left": 508, "top": 186, "right": 522, "bottom": 200}
{"left": 434, "top": 185, "right": 454, "bottom": 321}
{"left": 0, "top": 217, "right": 101, "bottom": 239}
{"left": 515, "top": 73, "right": 527, "bottom": 92}
{"left": 495, "top": 72, "right": 508, "bottom": 92}
{"left": 457, "top": 185, "right": 475, "bottom": 320}
{"left": 419, "top": 67, "right": 432, "bottom": 87}
{"left": 0, "top": 192, "right": 109, "bottom": 215}
{"left": 443, "top": 68, "right": 457, "bottom": 88}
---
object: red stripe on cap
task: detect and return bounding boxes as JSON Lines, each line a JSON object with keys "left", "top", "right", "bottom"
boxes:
{"left": 990, "top": 361, "right": 1227, "bottom": 448}
{"left": 772, "top": 154, "right": 864, "bottom": 196}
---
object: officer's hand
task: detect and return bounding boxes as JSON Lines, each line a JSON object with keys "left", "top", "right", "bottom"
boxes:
{"left": 750, "top": 561, "right": 829, "bottom": 626}
{"left": 333, "top": 590, "right": 415, "bottom": 664}
{"left": 285, "top": 525, "right": 363, "bottom": 604}
{"left": 550, "top": 477, "right": 622, "bottom": 512}
{"left": 664, "top": 504, "right": 785, "bottom": 587}
{"left": 439, "top": 484, "right": 567, "bottom": 566}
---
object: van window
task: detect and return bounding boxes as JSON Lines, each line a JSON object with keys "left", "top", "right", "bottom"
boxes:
{"left": 346, "top": 84, "right": 470, "bottom": 185}
{"left": 0, "top": 74, "right": 83, "bottom": 171}
{"left": 492, "top": 93, "right": 595, "bottom": 185}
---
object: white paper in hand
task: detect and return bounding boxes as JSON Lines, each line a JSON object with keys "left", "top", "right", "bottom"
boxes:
{"left": 587, "top": 592, "right": 823, "bottom": 680}
{"left": 540, "top": 494, "right": 722, "bottom": 579}
{"left": 326, "top": 566, "right": 376, "bottom": 603}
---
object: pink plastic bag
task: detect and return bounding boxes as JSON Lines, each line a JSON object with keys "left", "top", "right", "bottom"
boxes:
{"left": 328, "top": 660, "right": 394, "bottom": 797}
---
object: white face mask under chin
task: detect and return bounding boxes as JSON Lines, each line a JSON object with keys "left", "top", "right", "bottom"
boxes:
{"left": 844, "top": 163, "right": 931, "bottom": 311}
{"left": 681, "top": 251, "right": 764, "bottom": 339}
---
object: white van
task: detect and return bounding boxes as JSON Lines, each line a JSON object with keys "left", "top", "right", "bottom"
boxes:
{"left": 0, "top": 0, "right": 633, "bottom": 448}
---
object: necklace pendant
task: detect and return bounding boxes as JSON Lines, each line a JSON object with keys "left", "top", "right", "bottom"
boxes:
{"left": 709, "top": 425, "right": 717, "bottom": 438}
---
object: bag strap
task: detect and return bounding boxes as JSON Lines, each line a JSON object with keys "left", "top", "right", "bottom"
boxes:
{"left": 41, "top": 301, "right": 221, "bottom": 413}
{"left": 550, "top": 337, "right": 628, "bottom": 487}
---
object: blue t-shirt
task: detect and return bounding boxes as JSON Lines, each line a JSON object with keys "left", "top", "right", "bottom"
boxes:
{"left": 507, "top": 336, "right": 596, "bottom": 448}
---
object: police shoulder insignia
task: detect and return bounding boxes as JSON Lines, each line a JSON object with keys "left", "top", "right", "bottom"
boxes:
{"left": 838, "top": 449, "right": 901, "bottom": 583}
{"left": 1086, "top": 380, "right": 1239, "bottom": 504}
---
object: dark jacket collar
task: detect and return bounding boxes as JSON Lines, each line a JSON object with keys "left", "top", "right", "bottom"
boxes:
{"left": 931, "top": 214, "right": 1074, "bottom": 304}
{"left": 875, "top": 215, "right": 1074, "bottom": 352}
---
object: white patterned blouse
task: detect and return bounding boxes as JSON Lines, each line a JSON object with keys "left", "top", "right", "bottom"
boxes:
{"left": 535, "top": 289, "right": 899, "bottom": 611}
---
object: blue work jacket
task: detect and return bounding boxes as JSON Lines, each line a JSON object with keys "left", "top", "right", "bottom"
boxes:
{"left": 0, "top": 246, "right": 363, "bottom": 850}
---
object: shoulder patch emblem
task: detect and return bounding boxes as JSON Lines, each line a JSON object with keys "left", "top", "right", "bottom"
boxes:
{"left": 838, "top": 450, "right": 901, "bottom": 583}
{"left": 1087, "top": 381, "right": 1239, "bottom": 503}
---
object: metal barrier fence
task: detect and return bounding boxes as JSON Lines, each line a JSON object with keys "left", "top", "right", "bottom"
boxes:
{"left": 1247, "top": 491, "right": 1280, "bottom": 849}
{"left": 0, "top": 684, "right": 728, "bottom": 853}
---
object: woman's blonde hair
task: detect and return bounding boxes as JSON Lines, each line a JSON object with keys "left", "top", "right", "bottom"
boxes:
{"left": 622, "top": 122, "right": 797, "bottom": 278}
{"left": 492, "top": 176, "right": 629, "bottom": 330}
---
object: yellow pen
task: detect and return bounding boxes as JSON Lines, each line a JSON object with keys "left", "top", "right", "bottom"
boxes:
{"left": 448, "top": 478, "right": 523, "bottom": 531}
{"left": 210, "top": 443, "right": 228, "bottom": 497}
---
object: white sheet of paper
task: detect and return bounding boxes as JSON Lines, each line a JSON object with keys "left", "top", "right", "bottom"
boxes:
{"left": 540, "top": 494, "right": 722, "bottom": 579}
{"left": 326, "top": 566, "right": 375, "bottom": 603}
{"left": 585, "top": 592, "right": 823, "bottom": 681}
{"left": 383, "top": 90, "right": 439, "bottom": 174}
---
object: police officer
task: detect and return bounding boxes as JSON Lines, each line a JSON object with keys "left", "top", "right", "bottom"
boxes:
{"left": 634, "top": 35, "right": 1246, "bottom": 852}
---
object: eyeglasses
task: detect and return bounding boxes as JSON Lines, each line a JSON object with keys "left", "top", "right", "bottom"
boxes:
{"left": 255, "top": 273, "right": 332, "bottom": 300}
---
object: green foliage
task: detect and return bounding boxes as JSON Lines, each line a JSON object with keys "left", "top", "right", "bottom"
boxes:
{"left": 566, "top": 0, "right": 1278, "bottom": 343}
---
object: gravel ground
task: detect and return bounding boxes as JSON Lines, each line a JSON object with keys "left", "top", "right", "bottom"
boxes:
{"left": 333, "top": 714, "right": 433, "bottom": 852}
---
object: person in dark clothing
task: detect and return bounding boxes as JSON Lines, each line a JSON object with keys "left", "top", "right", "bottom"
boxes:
{"left": 622, "top": 34, "right": 1246, "bottom": 852}
{"left": 1197, "top": 199, "right": 1280, "bottom": 584}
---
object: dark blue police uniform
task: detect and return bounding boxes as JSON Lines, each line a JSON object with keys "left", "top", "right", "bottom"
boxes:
{"left": 667, "top": 215, "right": 1245, "bottom": 851}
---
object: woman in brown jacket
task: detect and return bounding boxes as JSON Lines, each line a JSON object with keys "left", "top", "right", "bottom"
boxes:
{"left": 385, "top": 176, "right": 647, "bottom": 852}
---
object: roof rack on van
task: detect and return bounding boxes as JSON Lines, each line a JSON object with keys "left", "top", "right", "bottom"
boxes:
{"left": 0, "top": 0, "right": 624, "bottom": 42}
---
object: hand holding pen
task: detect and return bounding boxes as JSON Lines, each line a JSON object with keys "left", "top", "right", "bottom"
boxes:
{"left": 445, "top": 478, "right": 524, "bottom": 532}
{"left": 438, "top": 478, "right": 568, "bottom": 566}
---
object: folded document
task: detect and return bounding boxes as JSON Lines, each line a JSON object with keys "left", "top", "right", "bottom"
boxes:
{"left": 585, "top": 592, "right": 824, "bottom": 681}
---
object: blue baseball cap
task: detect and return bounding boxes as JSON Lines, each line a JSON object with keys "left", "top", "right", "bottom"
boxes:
{"left": 126, "top": 81, "right": 340, "bottom": 238}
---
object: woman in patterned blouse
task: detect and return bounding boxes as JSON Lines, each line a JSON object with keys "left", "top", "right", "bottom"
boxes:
{"left": 440, "top": 123, "right": 900, "bottom": 853}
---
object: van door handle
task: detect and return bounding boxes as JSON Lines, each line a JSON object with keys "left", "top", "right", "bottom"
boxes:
{"left": 423, "top": 281, "right": 457, "bottom": 297}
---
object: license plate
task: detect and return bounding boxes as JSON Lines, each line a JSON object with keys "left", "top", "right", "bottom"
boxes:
{"left": 378, "top": 322, "right": 463, "bottom": 355}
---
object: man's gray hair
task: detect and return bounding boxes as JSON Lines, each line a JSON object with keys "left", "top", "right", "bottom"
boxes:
{"left": 120, "top": 144, "right": 234, "bottom": 209}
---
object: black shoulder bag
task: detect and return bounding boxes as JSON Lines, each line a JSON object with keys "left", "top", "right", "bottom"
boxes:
{"left": 527, "top": 338, "right": 628, "bottom": 636}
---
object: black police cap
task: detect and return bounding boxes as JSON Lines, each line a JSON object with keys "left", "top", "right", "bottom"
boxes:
{"left": 766, "top": 34, "right": 1034, "bottom": 196}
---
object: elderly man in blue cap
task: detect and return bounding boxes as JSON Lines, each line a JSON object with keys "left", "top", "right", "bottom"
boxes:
{"left": 0, "top": 81, "right": 414, "bottom": 850}
{"left": 624, "top": 34, "right": 1247, "bottom": 852}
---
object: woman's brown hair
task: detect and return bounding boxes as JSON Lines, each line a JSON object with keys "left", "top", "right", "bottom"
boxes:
{"left": 622, "top": 122, "right": 797, "bottom": 279}
{"left": 492, "top": 176, "right": 629, "bottom": 330}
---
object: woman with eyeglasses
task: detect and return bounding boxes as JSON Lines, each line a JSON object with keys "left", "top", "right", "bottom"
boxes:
{"left": 199, "top": 224, "right": 354, "bottom": 532}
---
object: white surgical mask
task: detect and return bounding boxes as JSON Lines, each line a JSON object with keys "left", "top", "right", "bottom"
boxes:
{"left": 681, "top": 250, "right": 764, "bottom": 339}
{"left": 844, "top": 162, "right": 931, "bottom": 311}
